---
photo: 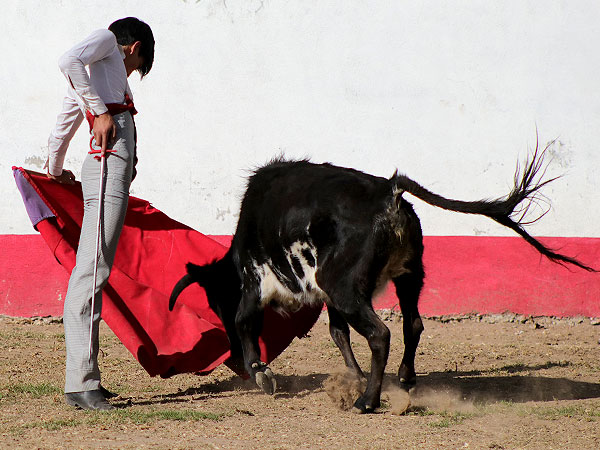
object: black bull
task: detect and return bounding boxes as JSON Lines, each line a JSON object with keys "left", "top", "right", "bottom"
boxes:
{"left": 169, "top": 146, "right": 594, "bottom": 413}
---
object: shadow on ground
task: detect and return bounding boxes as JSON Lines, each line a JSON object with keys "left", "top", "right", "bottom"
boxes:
{"left": 126, "top": 373, "right": 330, "bottom": 407}
{"left": 414, "top": 362, "right": 600, "bottom": 404}
{"left": 124, "top": 361, "right": 600, "bottom": 408}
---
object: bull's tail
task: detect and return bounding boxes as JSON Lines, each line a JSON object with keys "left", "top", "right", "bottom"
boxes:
{"left": 168, "top": 263, "right": 204, "bottom": 311}
{"left": 392, "top": 142, "right": 595, "bottom": 272}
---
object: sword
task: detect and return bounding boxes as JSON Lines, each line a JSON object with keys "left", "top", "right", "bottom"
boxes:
{"left": 87, "top": 137, "right": 116, "bottom": 361}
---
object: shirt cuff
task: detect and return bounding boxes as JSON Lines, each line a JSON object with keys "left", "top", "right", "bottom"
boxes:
{"left": 48, "top": 161, "right": 65, "bottom": 177}
{"left": 88, "top": 103, "right": 109, "bottom": 117}
{"left": 47, "top": 135, "right": 67, "bottom": 177}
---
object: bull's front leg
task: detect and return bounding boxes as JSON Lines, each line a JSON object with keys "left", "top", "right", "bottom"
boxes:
{"left": 235, "top": 287, "right": 277, "bottom": 395}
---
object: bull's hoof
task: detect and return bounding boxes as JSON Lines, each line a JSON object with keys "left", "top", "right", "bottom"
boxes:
{"left": 251, "top": 362, "right": 277, "bottom": 395}
{"left": 351, "top": 396, "right": 378, "bottom": 414}
{"left": 399, "top": 377, "right": 416, "bottom": 392}
{"left": 398, "top": 364, "right": 417, "bottom": 390}
{"left": 255, "top": 368, "right": 277, "bottom": 395}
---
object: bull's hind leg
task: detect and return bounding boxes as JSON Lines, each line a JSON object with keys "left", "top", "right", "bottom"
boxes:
{"left": 393, "top": 269, "right": 425, "bottom": 389}
{"left": 334, "top": 301, "right": 390, "bottom": 414}
{"left": 327, "top": 305, "right": 365, "bottom": 379}
{"left": 235, "top": 288, "right": 277, "bottom": 395}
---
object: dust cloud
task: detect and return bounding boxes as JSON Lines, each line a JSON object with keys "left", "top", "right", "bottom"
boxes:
{"left": 409, "top": 386, "right": 476, "bottom": 414}
{"left": 323, "top": 371, "right": 367, "bottom": 411}
{"left": 324, "top": 370, "right": 475, "bottom": 415}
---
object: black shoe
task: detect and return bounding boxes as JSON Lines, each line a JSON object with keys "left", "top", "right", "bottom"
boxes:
{"left": 99, "top": 385, "right": 118, "bottom": 399}
{"left": 65, "top": 390, "right": 114, "bottom": 411}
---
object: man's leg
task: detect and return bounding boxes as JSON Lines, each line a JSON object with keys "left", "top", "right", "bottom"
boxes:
{"left": 63, "top": 112, "right": 135, "bottom": 406}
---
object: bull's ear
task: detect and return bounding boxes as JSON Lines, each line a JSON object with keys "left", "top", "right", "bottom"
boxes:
{"left": 185, "top": 261, "right": 216, "bottom": 287}
{"left": 185, "top": 262, "right": 200, "bottom": 274}
{"left": 186, "top": 262, "right": 206, "bottom": 281}
{"left": 185, "top": 256, "right": 237, "bottom": 289}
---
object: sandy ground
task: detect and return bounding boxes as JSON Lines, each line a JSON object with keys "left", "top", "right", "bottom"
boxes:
{"left": 1, "top": 311, "right": 599, "bottom": 449}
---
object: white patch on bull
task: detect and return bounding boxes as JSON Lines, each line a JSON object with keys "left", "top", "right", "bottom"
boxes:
{"left": 253, "top": 241, "right": 328, "bottom": 314}
{"left": 285, "top": 241, "right": 322, "bottom": 292}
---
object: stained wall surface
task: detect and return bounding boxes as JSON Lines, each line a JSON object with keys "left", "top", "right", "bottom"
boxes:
{"left": 2, "top": 1, "right": 599, "bottom": 237}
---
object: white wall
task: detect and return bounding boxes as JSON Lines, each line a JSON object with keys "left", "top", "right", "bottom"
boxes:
{"left": 2, "top": 0, "right": 599, "bottom": 237}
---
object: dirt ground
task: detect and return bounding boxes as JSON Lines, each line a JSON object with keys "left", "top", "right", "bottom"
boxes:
{"left": 1, "top": 311, "right": 599, "bottom": 450}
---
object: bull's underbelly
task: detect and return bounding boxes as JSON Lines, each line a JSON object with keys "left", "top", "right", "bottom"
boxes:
{"left": 249, "top": 238, "right": 413, "bottom": 313}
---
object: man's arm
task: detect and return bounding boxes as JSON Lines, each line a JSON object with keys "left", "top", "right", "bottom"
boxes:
{"left": 46, "top": 94, "right": 83, "bottom": 184}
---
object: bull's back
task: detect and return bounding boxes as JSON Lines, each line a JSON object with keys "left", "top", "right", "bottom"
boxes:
{"left": 230, "top": 159, "right": 421, "bottom": 311}
{"left": 242, "top": 160, "right": 392, "bottom": 220}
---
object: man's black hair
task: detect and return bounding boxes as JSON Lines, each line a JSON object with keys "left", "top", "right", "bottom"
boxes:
{"left": 108, "top": 17, "right": 155, "bottom": 78}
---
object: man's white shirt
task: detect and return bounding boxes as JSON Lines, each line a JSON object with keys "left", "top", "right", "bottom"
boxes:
{"left": 47, "top": 29, "right": 132, "bottom": 176}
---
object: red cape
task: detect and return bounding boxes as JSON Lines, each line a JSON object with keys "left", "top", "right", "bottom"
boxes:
{"left": 13, "top": 167, "right": 321, "bottom": 378}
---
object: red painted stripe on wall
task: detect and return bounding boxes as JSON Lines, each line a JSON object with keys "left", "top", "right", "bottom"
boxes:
{"left": 374, "top": 236, "right": 599, "bottom": 317}
{"left": 1, "top": 234, "right": 70, "bottom": 317}
{"left": 1, "top": 235, "right": 598, "bottom": 318}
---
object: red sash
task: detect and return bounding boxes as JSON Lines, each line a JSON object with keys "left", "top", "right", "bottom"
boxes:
{"left": 85, "top": 93, "right": 137, "bottom": 131}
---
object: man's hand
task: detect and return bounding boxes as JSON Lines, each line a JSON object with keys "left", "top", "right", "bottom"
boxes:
{"left": 93, "top": 112, "right": 116, "bottom": 155}
{"left": 47, "top": 169, "right": 76, "bottom": 185}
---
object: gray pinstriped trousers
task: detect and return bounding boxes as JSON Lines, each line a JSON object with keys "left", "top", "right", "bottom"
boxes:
{"left": 63, "top": 112, "right": 134, "bottom": 393}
